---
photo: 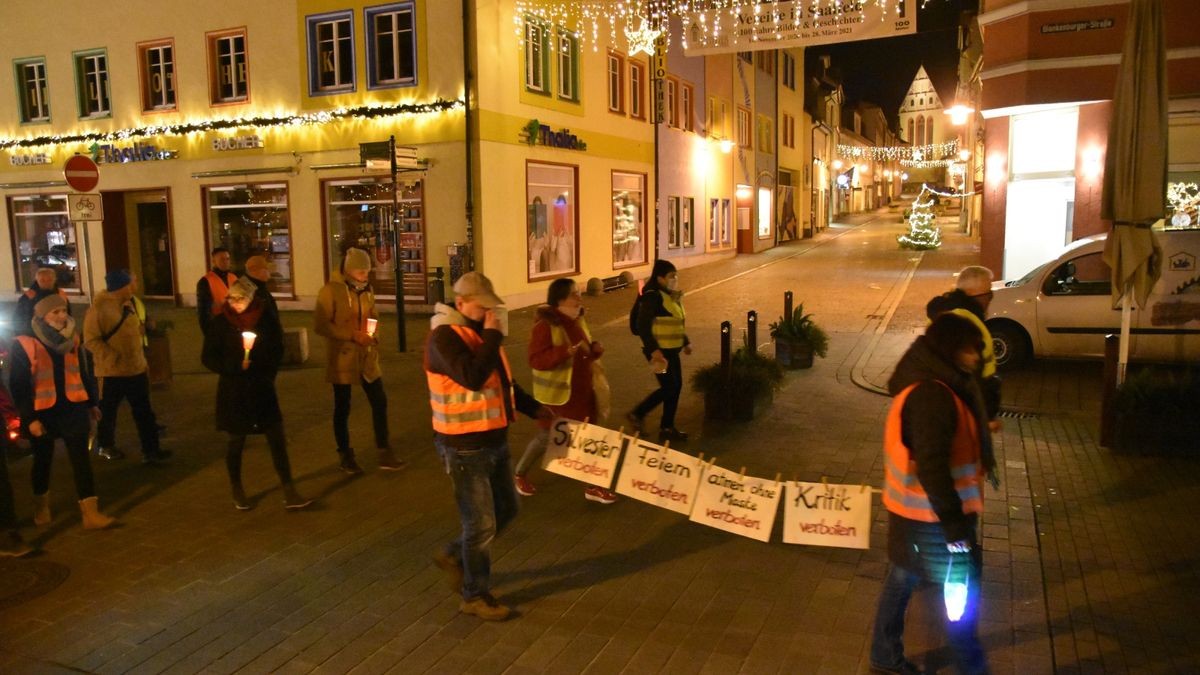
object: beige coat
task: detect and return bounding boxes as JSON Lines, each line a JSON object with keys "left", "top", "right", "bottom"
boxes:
{"left": 314, "top": 274, "right": 381, "bottom": 384}
{"left": 83, "top": 290, "right": 148, "bottom": 377}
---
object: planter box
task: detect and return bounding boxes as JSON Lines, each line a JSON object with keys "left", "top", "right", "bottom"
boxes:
{"left": 775, "top": 339, "right": 814, "bottom": 369}
{"left": 704, "top": 389, "right": 773, "bottom": 422}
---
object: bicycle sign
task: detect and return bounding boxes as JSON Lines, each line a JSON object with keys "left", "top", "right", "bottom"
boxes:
{"left": 68, "top": 193, "right": 104, "bottom": 222}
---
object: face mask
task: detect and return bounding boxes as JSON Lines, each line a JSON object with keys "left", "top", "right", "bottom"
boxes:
{"left": 558, "top": 304, "right": 581, "bottom": 319}
{"left": 666, "top": 277, "right": 679, "bottom": 292}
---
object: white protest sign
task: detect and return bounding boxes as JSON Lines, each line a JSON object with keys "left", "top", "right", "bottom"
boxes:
{"left": 614, "top": 438, "right": 704, "bottom": 515}
{"left": 542, "top": 418, "right": 625, "bottom": 488}
{"left": 689, "top": 465, "right": 781, "bottom": 543}
{"left": 783, "top": 481, "right": 872, "bottom": 549}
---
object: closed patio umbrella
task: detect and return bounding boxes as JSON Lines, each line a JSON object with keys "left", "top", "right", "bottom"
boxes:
{"left": 1100, "top": 0, "right": 1167, "bottom": 384}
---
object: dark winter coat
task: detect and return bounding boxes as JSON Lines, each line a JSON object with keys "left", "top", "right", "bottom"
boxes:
{"left": 635, "top": 280, "right": 690, "bottom": 354}
{"left": 9, "top": 327, "right": 98, "bottom": 439}
{"left": 201, "top": 300, "right": 284, "bottom": 435}
{"left": 885, "top": 335, "right": 991, "bottom": 580}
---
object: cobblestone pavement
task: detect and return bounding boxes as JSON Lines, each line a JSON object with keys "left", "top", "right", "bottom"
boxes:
{"left": 0, "top": 208, "right": 1195, "bottom": 674}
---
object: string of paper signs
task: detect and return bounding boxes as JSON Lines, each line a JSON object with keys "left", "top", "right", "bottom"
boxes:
{"left": 539, "top": 418, "right": 874, "bottom": 549}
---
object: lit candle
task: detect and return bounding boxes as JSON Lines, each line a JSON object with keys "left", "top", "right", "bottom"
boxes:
{"left": 943, "top": 552, "right": 969, "bottom": 622}
{"left": 366, "top": 318, "right": 378, "bottom": 337}
{"left": 241, "top": 331, "right": 257, "bottom": 361}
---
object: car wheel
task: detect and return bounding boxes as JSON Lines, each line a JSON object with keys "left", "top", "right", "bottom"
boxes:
{"left": 989, "top": 322, "right": 1029, "bottom": 370}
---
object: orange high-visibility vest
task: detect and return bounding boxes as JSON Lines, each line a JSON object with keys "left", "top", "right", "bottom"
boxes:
{"left": 425, "top": 325, "right": 514, "bottom": 435}
{"left": 882, "top": 381, "right": 983, "bottom": 522}
{"left": 15, "top": 335, "right": 89, "bottom": 410}
{"left": 205, "top": 270, "right": 237, "bottom": 314}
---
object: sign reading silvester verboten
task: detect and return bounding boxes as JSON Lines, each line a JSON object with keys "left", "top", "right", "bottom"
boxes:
{"left": 682, "top": 0, "right": 915, "bottom": 57}
{"left": 689, "top": 465, "right": 782, "bottom": 543}
{"left": 615, "top": 439, "right": 704, "bottom": 515}
{"left": 543, "top": 419, "right": 625, "bottom": 488}
{"left": 783, "top": 481, "right": 872, "bottom": 550}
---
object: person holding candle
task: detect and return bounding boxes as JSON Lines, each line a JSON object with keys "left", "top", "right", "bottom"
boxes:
{"left": 314, "top": 247, "right": 404, "bottom": 474}
{"left": 870, "top": 313, "right": 990, "bottom": 675}
{"left": 515, "top": 278, "right": 616, "bottom": 504}
{"left": 202, "top": 277, "right": 311, "bottom": 511}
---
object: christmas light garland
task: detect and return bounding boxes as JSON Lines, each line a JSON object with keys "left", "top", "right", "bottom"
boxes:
{"left": 838, "top": 139, "right": 958, "bottom": 162}
{"left": 514, "top": 1, "right": 911, "bottom": 54}
{"left": 899, "top": 158, "right": 957, "bottom": 169}
{"left": 0, "top": 98, "right": 465, "bottom": 151}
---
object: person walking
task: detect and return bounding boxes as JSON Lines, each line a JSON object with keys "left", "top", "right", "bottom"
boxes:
{"left": 12, "top": 267, "right": 70, "bottom": 337}
{"left": 202, "top": 277, "right": 311, "bottom": 511}
{"left": 926, "top": 265, "right": 1002, "bottom": 433}
{"left": 82, "top": 270, "right": 169, "bottom": 464}
{"left": 870, "top": 313, "right": 993, "bottom": 675}
{"left": 314, "top": 247, "right": 405, "bottom": 474}
{"left": 628, "top": 259, "right": 692, "bottom": 443}
{"left": 0, "top": 381, "right": 35, "bottom": 555}
{"left": 10, "top": 294, "right": 115, "bottom": 530}
{"left": 425, "top": 271, "right": 549, "bottom": 621}
{"left": 196, "top": 247, "right": 236, "bottom": 335}
{"left": 515, "top": 278, "right": 617, "bottom": 504}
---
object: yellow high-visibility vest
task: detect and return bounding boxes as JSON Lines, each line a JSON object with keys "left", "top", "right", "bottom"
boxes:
{"left": 651, "top": 291, "right": 686, "bottom": 349}
{"left": 531, "top": 317, "right": 592, "bottom": 405}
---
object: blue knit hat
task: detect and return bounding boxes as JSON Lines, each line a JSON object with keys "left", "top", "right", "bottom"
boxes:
{"left": 105, "top": 269, "right": 132, "bottom": 292}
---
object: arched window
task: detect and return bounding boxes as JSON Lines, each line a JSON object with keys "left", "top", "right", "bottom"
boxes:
{"left": 926, "top": 117, "right": 934, "bottom": 145}
{"left": 915, "top": 115, "right": 925, "bottom": 146}
{"left": 907, "top": 118, "right": 915, "bottom": 142}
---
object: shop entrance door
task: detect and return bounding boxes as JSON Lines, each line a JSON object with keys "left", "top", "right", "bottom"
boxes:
{"left": 99, "top": 189, "right": 175, "bottom": 298}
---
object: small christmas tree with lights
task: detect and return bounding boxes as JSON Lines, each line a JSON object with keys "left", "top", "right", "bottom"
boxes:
{"left": 898, "top": 186, "right": 942, "bottom": 250}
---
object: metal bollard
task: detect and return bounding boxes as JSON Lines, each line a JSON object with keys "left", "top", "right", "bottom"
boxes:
{"left": 429, "top": 267, "right": 446, "bottom": 305}
{"left": 720, "top": 321, "right": 732, "bottom": 382}
{"left": 747, "top": 310, "right": 757, "bottom": 352}
{"left": 784, "top": 291, "right": 794, "bottom": 323}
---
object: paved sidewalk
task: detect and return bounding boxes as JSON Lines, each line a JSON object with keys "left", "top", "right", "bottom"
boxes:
{"left": 0, "top": 208, "right": 1195, "bottom": 674}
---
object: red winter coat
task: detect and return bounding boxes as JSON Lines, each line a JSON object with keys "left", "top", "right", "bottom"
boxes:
{"left": 527, "top": 305, "right": 600, "bottom": 429}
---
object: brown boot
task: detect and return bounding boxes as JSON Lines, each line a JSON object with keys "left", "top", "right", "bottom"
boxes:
{"left": 78, "top": 496, "right": 116, "bottom": 530}
{"left": 377, "top": 448, "right": 408, "bottom": 471}
{"left": 33, "top": 493, "right": 51, "bottom": 527}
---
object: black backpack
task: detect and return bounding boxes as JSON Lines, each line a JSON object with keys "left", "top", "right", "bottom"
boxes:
{"left": 628, "top": 293, "right": 642, "bottom": 335}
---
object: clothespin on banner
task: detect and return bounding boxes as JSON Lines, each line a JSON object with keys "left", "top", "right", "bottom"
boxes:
{"left": 821, "top": 475, "right": 828, "bottom": 485}
{"left": 580, "top": 417, "right": 590, "bottom": 433}
{"left": 774, "top": 472, "right": 782, "bottom": 487}
{"left": 617, "top": 426, "right": 625, "bottom": 438}
{"left": 696, "top": 452, "right": 705, "bottom": 467}
{"left": 662, "top": 441, "right": 671, "bottom": 453}
{"left": 860, "top": 483, "right": 868, "bottom": 494}
{"left": 738, "top": 466, "right": 746, "bottom": 480}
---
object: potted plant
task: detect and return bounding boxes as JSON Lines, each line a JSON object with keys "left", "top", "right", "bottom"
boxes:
{"left": 1111, "top": 367, "right": 1200, "bottom": 455}
{"left": 769, "top": 305, "right": 829, "bottom": 369}
{"left": 692, "top": 345, "right": 784, "bottom": 422}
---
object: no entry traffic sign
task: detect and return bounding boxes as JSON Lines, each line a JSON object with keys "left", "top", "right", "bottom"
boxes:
{"left": 64, "top": 155, "right": 99, "bottom": 192}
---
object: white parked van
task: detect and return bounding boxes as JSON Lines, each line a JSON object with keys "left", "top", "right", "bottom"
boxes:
{"left": 985, "top": 229, "right": 1200, "bottom": 368}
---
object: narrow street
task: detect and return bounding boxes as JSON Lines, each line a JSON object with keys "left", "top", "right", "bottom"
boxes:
{"left": 0, "top": 209, "right": 1196, "bottom": 674}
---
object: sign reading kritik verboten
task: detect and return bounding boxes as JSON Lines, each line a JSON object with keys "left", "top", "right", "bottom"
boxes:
{"left": 544, "top": 419, "right": 625, "bottom": 488}
{"left": 783, "top": 481, "right": 871, "bottom": 550}
{"left": 682, "top": 0, "right": 915, "bottom": 57}
{"left": 615, "top": 438, "right": 704, "bottom": 515}
{"left": 689, "top": 465, "right": 782, "bottom": 542}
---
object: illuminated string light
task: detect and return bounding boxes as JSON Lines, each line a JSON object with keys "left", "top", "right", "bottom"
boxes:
{"left": 838, "top": 139, "right": 959, "bottom": 162}
{"left": 513, "top": 1, "right": 908, "bottom": 54}
{"left": 0, "top": 99, "right": 464, "bottom": 151}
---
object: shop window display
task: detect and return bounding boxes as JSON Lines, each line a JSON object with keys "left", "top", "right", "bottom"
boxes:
{"left": 526, "top": 162, "right": 578, "bottom": 281}
{"left": 323, "top": 178, "right": 425, "bottom": 301}
{"left": 7, "top": 194, "right": 79, "bottom": 292}
{"left": 203, "top": 183, "right": 292, "bottom": 296}
{"left": 612, "top": 172, "right": 646, "bottom": 268}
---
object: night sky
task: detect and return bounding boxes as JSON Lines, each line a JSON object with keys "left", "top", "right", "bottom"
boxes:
{"left": 807, "top": 0, "right": 980, "bottom": 128}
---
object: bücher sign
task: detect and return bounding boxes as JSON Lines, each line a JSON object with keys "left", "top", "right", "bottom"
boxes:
{"left": 543, "top": 419, "right": 624, "bottom": 488}
{"left": 783, "top": 481, "right": 871, "bottom": 549}
{"left": 614, "top": 438, "right": 703, "bottom": 516}
{"left": 689, "top": 465, "right": 781, "bottom": 543}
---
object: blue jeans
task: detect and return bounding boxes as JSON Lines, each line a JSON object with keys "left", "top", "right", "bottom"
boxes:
{"left": 870, "top": 560, "right": 989, "bottom": 675}
{"left": 436, "top": 439, "right": 519, "bottom": 600}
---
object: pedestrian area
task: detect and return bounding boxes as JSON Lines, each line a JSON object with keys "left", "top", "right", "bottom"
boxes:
{"left": 1, "top": 210, "right": 1197, "bottom": 674}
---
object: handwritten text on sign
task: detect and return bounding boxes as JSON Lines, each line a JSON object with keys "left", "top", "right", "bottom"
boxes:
{"left": 615, "top": 439, "right": 703, "bottom": 515}
{"left": 543, "top": 419, "right": 624, "bottom": 488}
{"left": 689, "top": 466, "right": 781, "bottom": 542}
{"left": 783, "top": 482, "right": 871, "bottom": 549}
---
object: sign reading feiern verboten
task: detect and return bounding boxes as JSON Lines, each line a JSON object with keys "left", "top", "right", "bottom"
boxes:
{"left": 682, "top": 0, "right": 916, "bottom": 57}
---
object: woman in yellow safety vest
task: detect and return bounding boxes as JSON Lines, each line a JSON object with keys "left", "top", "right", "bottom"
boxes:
{"left": 628, "top": 259, "right": 691, "bottom": 443}
{"left": 514, "top": 278, "right": 616, "bottom": 504}
{"left": 9, "top": 294, "right": 115, "bottom": 530}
